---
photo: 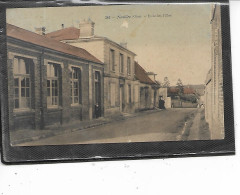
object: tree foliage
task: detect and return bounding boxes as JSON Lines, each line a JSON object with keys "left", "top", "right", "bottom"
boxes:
{"left": 176, "top": 78, "right": 184, "bottom": 95}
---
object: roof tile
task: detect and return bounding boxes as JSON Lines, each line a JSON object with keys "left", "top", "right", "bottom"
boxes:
{"left": 45, "top": 27, "right": 80, "bottom": 41}
{"left": 135, "top": 61, "right": 155, "bottom": 85}
{"left": 7, "top": 24, "right": 102, "bottom": 64}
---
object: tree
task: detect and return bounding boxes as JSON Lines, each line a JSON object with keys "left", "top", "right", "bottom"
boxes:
{"left": 176, "top": 79, "right": 184, "bottom": 107}
{"left": 176, "top": 79, "right": 184, "bottom": 95}
{"left": 162, "top": 77, "right": 170, "bottom": 88}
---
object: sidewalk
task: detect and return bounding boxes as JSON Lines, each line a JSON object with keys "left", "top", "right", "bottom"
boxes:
{"left": 10, "top": 108, "right": 163, "bottom": 145}
{"left": 177, "top": 108, "right": 210, "bottom": 141}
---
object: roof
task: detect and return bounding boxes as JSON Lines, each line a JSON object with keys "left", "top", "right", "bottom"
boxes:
{"left": 168, "top": 87, "right": 196, "bottom": 95}
{"left": 46, "top": 27, "right": 136, "bottom": 56}
{"left": 134, "top": 61, "right": 155, "bottom": 85}
{"left": 45, "top": 27, "right": 80, "bottom": 41}
{"left": 184, "top": 88, "right": 195, "bottom": 94}
{"left": 147, "top": 72, "right": 156, "bottom": 75}
{"left": 210, "top": 4, "right": 217, "bottom": 24}
{"left": 7, "top": 24, "right": 102, "bottom": 64}
{"left": 205, "top": 69, "right": 212, "bottom": 85}
{"left": 168, "top": 87, "right": 179, "bottom": 95}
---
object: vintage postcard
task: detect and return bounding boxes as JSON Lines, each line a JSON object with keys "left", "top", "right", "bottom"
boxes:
{"left": 5, "top": 3, "right": 225, "bottom": 146}
{"left": 0, "top": 1, "right": 234, "bottom": 163}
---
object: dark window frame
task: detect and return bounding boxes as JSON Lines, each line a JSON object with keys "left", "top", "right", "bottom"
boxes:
{"left": 110, "top": 49, "right": 115, "bottom": 71}
{"left": 47, "top": 62, "right": 61, "bottom": 108}
{"left": 13, "top": 57, "right": 32, "bottom": 110}
{"left": 119, "top": 53, "right": 124, "bottom": 73}
{"left": 127, "top": 57, "right": 131, "bottom": 75}
{"left": 70, "top": 66, "right": 82, "bottom": 105}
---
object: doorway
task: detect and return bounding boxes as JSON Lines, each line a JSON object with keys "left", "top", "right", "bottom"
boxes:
{"left": 120, "top": 85, "right": 124, "bottom": 112}
{"left": 94, "top": 71, "right": 101, "bottom": 118}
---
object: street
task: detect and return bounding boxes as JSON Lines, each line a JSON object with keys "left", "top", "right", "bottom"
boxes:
{"left": 18, "top": 108, "right": 210, "bottom": 146}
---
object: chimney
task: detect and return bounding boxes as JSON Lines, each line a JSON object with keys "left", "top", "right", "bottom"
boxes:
{"left": 79, "top": 18, "right": 95, "bottom": 38}
{"left": 120, "top": 42, "right": 127, "bottom": 49}
{"left": 35, "top": 27, "right": 46, "bottom": 35}
{"left": 147, "top": 72, "right": 157, "bottom": 81}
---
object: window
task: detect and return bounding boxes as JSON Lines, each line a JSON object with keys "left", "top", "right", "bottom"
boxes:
{"left": 70, "top": 67, "right": 81, "bottom": 105}
{"left": 119, "top": 53, "right": 124, "bottom": 73}
{"left": 127, "top": 57, "right": 131, "bottom": 75}
{"left": 47, "top": 63, "right": 60, "bottom": 107}
{"left": 110, "top": 49, "right": 115, "bottom": 71}
{"left": 128, "top": 84, "right": 131, "bottom": 103}
{"left": 13, "top": 57, "right": 31, "bottom": 109}
{"left": 110, "top": 83, "right": 116, "bottom": 107}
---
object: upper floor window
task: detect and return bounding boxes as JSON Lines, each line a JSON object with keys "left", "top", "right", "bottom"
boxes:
{"left": 110, "top": 49, "right": 115, "bottom": 71}
{"left": 13, "top": 57, "right": 32, "bottom": 109}
{"left": 127, "top": 57, "right": 131, "bottom": 75}
{"left": 70, "top": 67, "right": 81, "bottom": 105}
{"left": 47, "top": 63, "right": 60, "bottom": 107}
{"left": 119, "top": 53, "right": 124, "bottom": 73}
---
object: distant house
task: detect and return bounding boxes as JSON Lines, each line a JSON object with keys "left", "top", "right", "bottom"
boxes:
{"left": 46, "top": 19, "right": 138, "bottom": 116}
{"left": 167, "top": 86, "right": 200, "bottom": 108}
{"left": 183, "top": 88, "right": 195, "bottom": 94}
{"left": 168, "top": 86, "right": 197, "bottom": 96}
{"left": 134, "top": 62, "right": 160, "bottom": 110}
{"left": 7, "top": 23, "right": 104, "bottom": 131}
{"left": 167, "top": 87, "right": 179, "bottom": 97}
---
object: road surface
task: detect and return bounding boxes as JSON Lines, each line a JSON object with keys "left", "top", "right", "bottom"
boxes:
{"left": 19, "top": 108, "right": 210, "bottom": 146}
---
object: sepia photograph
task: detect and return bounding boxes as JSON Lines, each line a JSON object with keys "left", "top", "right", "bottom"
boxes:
{"left": 5, "top": 3, "right": 225, "bottom": 147}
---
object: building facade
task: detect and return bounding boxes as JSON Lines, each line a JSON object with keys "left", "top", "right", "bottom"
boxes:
{"left": 7, "top": 24, "right": 104, "bottom": 131}
{"left": 134, "top": 62, "right": 160, "bottom": 110}
{"left": 204, "top": 4, "right": 224, "bottom": 139}
{"left": 47, "top": 19, "right": 138, "bottom": 116}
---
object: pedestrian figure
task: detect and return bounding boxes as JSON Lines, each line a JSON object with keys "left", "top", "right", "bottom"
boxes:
{"left": 159, "top": 97, "right": 166, "bottom": 109}
{"left": 95, "top": 103, "right": 101, "bottom": 118}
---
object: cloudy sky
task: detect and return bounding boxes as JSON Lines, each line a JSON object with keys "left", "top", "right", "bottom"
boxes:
{"left": 7, "top": 4, "right": 214, "bottom": 85}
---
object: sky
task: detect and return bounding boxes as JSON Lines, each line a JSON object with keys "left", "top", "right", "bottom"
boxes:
{"left": 6, "top": 4, "right": 214, "bottom": 85}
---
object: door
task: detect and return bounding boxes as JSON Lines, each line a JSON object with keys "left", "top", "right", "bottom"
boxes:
{"left": 94, "top": 71, "right": 101, "bottom": 118}
{"left": 154, "top": 89, "right": 157, "bottom": 107}
{"left": 119, "top": 86, "right": 124, "bottom": 112}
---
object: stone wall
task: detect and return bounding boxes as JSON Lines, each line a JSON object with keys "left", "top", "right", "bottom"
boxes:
{"left": 66, "top": 38, "right": 138, "bottom": 116}
{"left": 204, "top": 4, "right": 224, "bottom": 139}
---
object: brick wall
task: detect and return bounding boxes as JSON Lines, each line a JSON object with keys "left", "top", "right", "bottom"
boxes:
{"left": 7, "top": 38, "right": 103, "bottom": 131}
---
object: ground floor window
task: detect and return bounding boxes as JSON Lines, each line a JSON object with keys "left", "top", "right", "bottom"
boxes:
{"left": 70, "top": 67, "right": 81, "bottom": 105}
{"left": 47, "top": 62, "right": 61, "bottom": 107}
{"left": 13, "top": 57, "right": 32, "bottom": 109}
{"left": 140, "top": 87, "right": 149, "bottom": 107}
